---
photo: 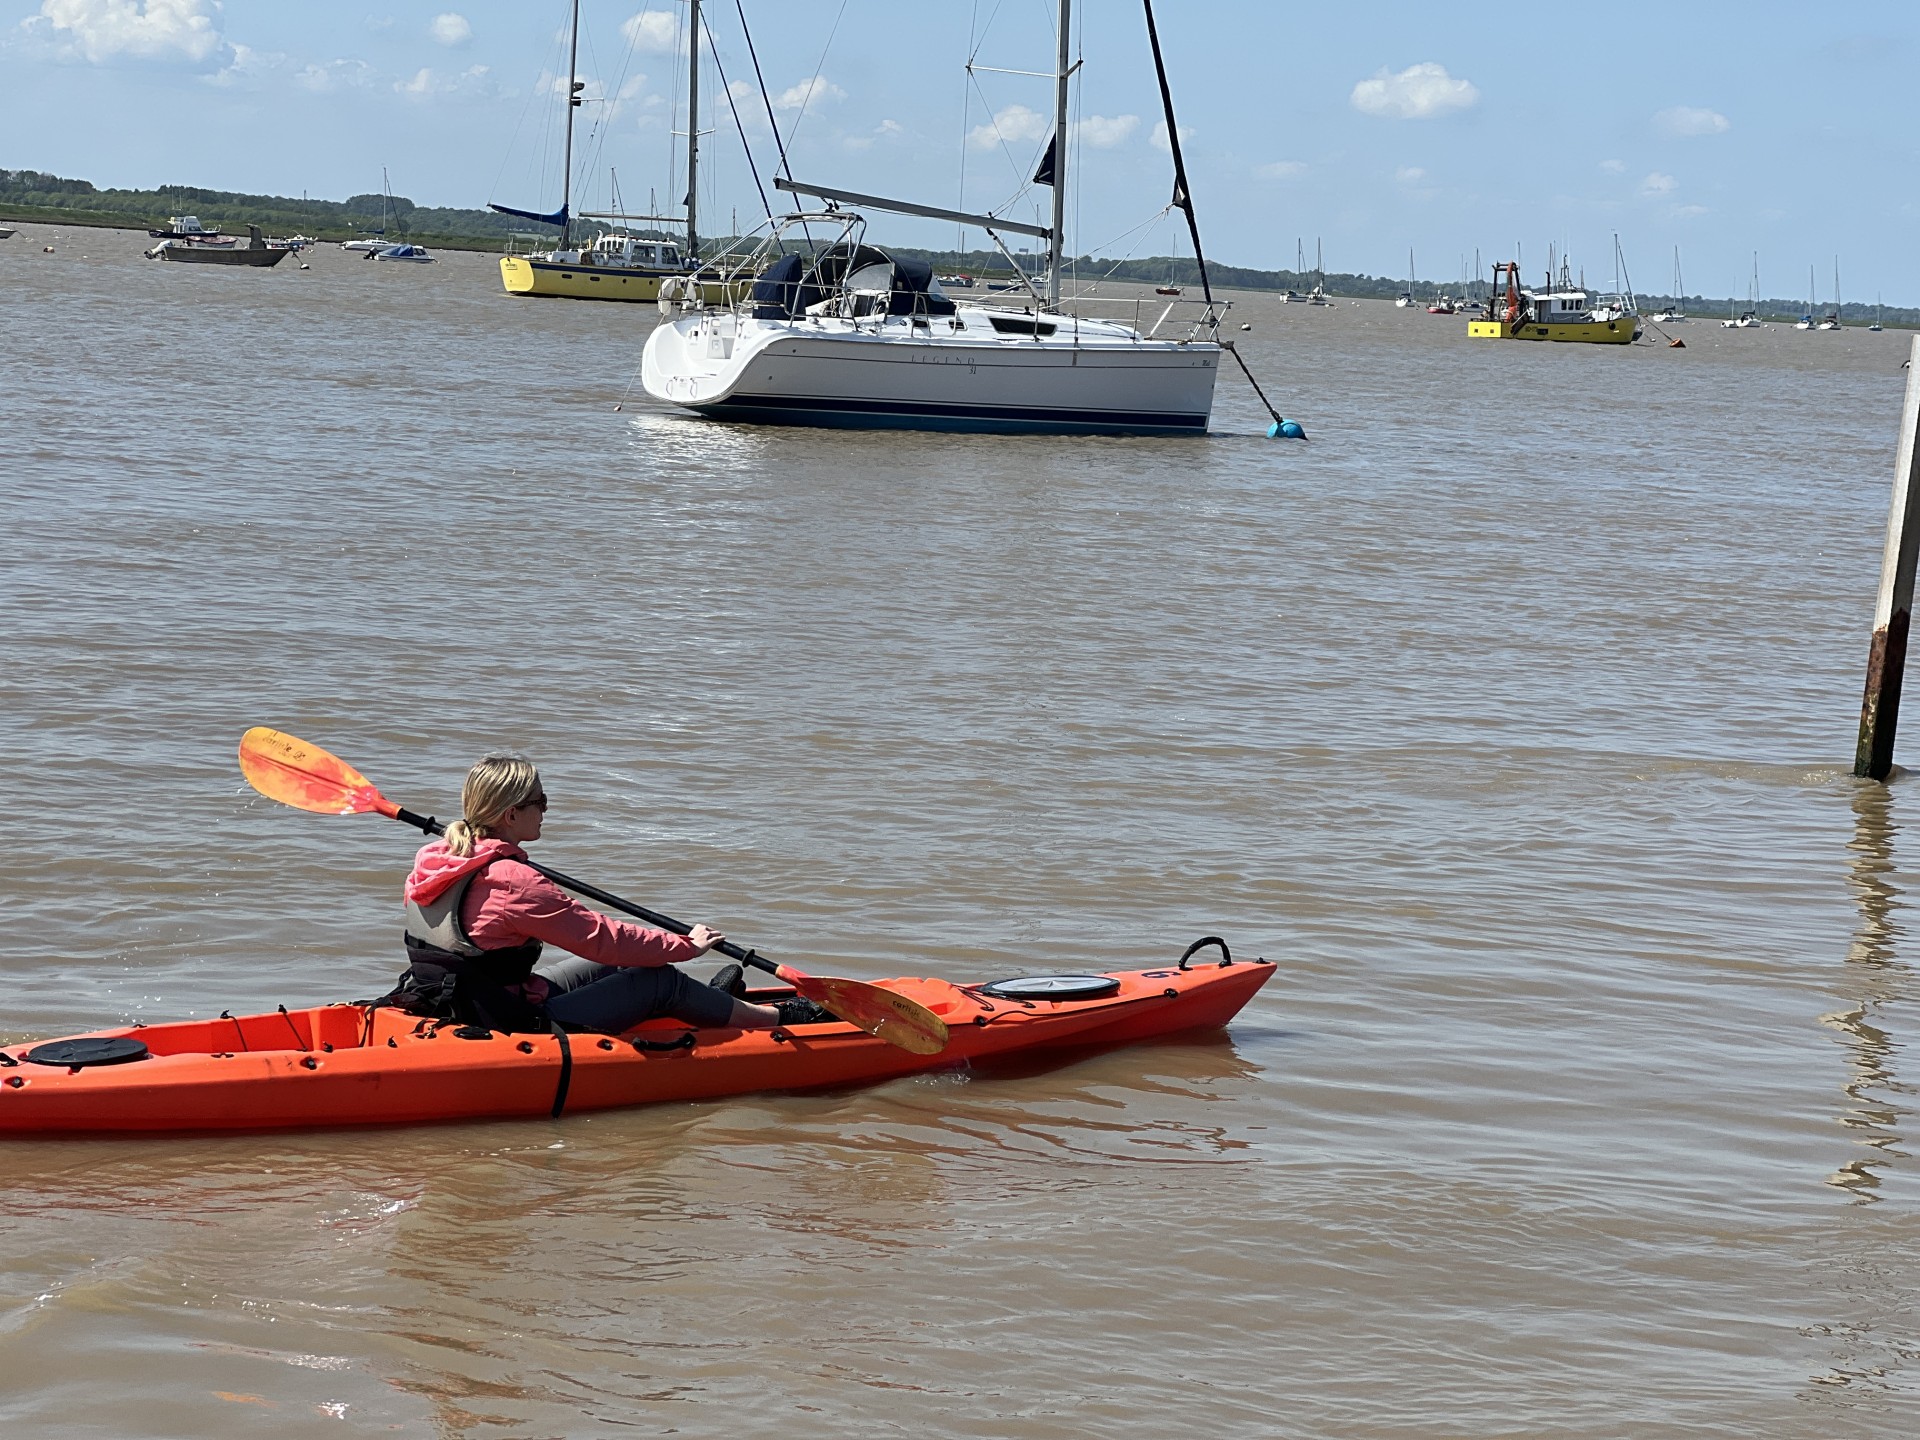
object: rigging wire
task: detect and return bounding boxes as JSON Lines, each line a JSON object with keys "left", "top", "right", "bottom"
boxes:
{"left": 736, "top": 0, "right": 791, "bottom": 181}
{"left": 705, "top": 7, "right": 774, "bottom": 222}
{"left": 785, "top": 0, "right": 850, "bottom": 152}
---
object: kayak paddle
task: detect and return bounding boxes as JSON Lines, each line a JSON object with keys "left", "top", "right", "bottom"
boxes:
{"left": 237, "top": 727, "right": 949, "bottom": 1055}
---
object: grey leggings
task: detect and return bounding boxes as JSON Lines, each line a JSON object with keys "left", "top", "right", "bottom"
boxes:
{"left": 535, "top": 956, "right": 736, "bottom": 1034}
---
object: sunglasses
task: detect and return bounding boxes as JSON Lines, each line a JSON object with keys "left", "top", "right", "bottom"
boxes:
{"left": 516, "top": 792, "right": 549, "bottom": 811}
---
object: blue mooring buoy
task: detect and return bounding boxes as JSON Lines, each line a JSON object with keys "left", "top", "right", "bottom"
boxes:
{"left": 1267, "top": 419, "right": 1306, "bottom": 440}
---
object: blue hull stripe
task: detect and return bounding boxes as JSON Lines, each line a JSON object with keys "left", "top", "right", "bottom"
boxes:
{"left": 694, "top": 392, "right": 1209, "bottom": 436}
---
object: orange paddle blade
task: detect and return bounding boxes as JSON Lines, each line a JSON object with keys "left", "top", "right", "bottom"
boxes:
{"left": 779, "top": 967, "right": 949, "bottom": 1055}
{"left": 238, "top": 727, "right": 397, "bottom": 818}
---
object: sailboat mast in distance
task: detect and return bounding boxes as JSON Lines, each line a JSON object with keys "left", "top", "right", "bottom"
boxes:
{"left": 1045, "top": 0, "right": 1070, "bottom": 306}
{"left": 685, "top": 0, "right": 700, "bottom": 256}
{"left": 559, "top": 0, "right": 581, "bottom": 246}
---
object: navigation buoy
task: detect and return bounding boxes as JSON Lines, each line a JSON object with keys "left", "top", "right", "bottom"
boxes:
{"left": 1668, "top": 337, "right": 1685, "bottom": 348}
{"left": 1267, "top": 419, "right": 1306, "bottom": 440}
{"left": 1240, "top": 322, "right": 1252, "bottom": 331}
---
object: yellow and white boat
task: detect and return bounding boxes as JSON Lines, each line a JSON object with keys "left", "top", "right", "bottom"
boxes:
{"left": 499, "top": 230, "right": 728, "bottom": 303}
{"left": 1469, "top": 261, "right": 1639, "bottom": 345}
{"left": 490, "top": 0, "right": 728, "bottom": 304}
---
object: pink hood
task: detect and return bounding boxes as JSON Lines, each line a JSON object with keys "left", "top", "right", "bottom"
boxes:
{"left": 404, "top": 838, "right": 525, "bottom": 905}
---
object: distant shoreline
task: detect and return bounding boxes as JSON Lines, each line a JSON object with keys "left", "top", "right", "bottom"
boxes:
{"left": 3, "top": 203, "right": 1910, "bottom": 329}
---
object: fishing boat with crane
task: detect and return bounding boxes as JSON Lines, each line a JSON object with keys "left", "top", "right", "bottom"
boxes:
{"left": 1468, "top": 259, "right": 1639, "bottom": 345}
{"left": 492, "top": 0, "right": 719, "bottom": 301}
{"left": 641, "top": 0, "right": 1228, "bottom": 435}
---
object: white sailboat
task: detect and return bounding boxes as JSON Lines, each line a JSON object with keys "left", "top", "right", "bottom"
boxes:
{"left": 1817, "top": 259, "right": 1842, "bottom": 329}
{"left": 1307, "top": 239, "right": 1333, "bottom": 305}
{"left": 642, "top": 0, "right": 1223, "bottom": 435}
{"left": 1651, "top": 247, "right": 1687, "bottom": 322}
{"left": 1395, "top": 248, "right": 1415, "bottom": 306}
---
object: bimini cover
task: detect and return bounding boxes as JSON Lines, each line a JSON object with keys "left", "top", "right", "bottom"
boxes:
{"left": 752, "top": 253, "right": 827, "bottom": 319}
{"left": 752, "top": 248, "right": 957, "bottom": 319}
{"left": 885, "top": 256, "right": 956, "bottom": 316}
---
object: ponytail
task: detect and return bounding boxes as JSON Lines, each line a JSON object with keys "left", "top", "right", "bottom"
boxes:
{"left": 446, "top": 754, "right": 542, "bottom": 856}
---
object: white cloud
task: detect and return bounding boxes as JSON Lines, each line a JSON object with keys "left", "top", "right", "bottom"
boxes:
{"left": 296, "top": 58, "right": 374, "bottom": 93}
{"left": 1150, "top": 119, "right": 1192, "bottom": 153}
{"left": 844, "top": 118, "right": 906, "bottom": 152}
{"left": 969, "top": 102, "right": 1049, "bottom": 149}
{"left": 1350, "top": 62, "right": 1479, "bottom": 120}
{"left": 1673, "top": 203, "right": 1709, "bottom": 218}
{"left": 1073, "top": 113, "right": 1138, "bottom": 148}
{"left": 773, "top": 76, "right": 845, "bottom": 111}
{"left": 1395, "top": 165, "right": 1426, "bottom": 183}
{"left": 1599, "top": 158, "right": 1626, "bottom": 174}
{"left": 429, "top": 13, "right": 471, "bottom": 47}
{"left": 31, "top": 0, "right": 226, "bottom": 64}
{"left": 1640, "top": 171, "right": 1677, "bottom": 196}
{"left": 1256, "top": 160, "right": 1306, "bottom": 179}
{"left": 1654, "top": 105, "right": 1729, "bottom": 136}
{"left": 397, "top": 63, "right": 492, "bottom": 97}
{"left": 621, "top": 10, "right": 681, "bottom": 54}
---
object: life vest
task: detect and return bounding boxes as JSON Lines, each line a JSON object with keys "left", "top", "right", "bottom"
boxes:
{"left": 391, "top": 859, "right": 548, "bottom": 1033}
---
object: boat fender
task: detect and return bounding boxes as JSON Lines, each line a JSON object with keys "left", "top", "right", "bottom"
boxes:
{"left": 1266, "top": 419, "right": 1306, "bottom": 440}
{"left": 977, "top": 975, "right": 1122, "bottom": 1001}
{"left": 25, "top": 1037, "right": 150, "bottom": 1068}
{"left": 1178, "top": 936, "right": 1233, "bottom": 971}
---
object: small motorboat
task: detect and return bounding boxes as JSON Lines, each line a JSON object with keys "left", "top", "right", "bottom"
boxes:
{"left": 1156, "top": 285, "right": 1183, "bottom": 296}
{"left": 371, "top": 244, "right": 435, "bottom": 263}
{"left": 146, "top": 215, "right": 235, "bottom": 245}
{"left": 145, "top": 225, "right": 290, "bottom": 267}
{"left": 0, "top": 947, "right": 1274, "bottom": 1134}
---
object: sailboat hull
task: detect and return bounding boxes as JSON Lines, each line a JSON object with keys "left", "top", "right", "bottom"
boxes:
{"left": 642, "top": 315, "right": 1220, "bottom": 435}
{"left": 500, "top": 257, "right": 734, "bottom": 303}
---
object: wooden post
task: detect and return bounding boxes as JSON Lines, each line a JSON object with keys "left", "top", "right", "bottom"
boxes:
{"left": 1855, "top": 334, "right": 1920, "bottom": 779}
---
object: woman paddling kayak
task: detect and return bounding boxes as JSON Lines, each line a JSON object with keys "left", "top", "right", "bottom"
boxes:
{"left": 388, "top": 753, "right": 828, "bottom": 1035}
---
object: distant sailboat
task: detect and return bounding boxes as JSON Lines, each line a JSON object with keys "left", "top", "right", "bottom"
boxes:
{"left": 1652, "top": 246, "right": 1687, "bottom": 322}
{"left": 1307, "top": 238, "right": 1333, "bottom": 304}
{"left": 1870, "top": 294, "right": 1885, "bottom": 333}
{"left": 1817, "top": 258, "right": 1842, "bottom": 329}
{"left": 1396, "top": 247, "right": 1415, "bottom": 306}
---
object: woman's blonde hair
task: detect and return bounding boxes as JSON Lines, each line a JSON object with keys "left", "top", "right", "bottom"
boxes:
{"left": 444, "top": 753, "right": 542, "bottom": 856}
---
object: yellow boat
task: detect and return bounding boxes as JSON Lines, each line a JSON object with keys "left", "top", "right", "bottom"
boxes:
{"left": 1468, "top": 260, "right": 1640, "bottom": 345}
{"left": 499, "top": 232, "right": 731, "bottom": 303}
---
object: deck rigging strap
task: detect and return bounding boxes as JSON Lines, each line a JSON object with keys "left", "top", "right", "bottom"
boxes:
{"left": 549, "top": 1024, "right": 573, "bottom": 1118}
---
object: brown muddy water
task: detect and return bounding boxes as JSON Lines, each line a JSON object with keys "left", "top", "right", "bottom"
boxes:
{"left": 2, "top": 218, "right": 1916, "bottom": 1436}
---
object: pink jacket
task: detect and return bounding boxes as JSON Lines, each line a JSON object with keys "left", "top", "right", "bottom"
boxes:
{"left": 405, "top": 838, "right": 698, "bottom": 970}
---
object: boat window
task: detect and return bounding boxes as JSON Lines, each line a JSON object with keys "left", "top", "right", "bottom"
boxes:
{"left": 988, "top": 316, "right": 1057, "bottom": 337}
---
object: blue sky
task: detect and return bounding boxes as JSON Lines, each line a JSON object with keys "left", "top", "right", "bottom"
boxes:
{"left": 4, "top": 1, "right": 1917, "bottom": 304}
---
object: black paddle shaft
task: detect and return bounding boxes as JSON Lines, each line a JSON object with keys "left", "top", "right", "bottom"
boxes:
{"left": 392, "top": 807, "right": 777, "bottom": 975}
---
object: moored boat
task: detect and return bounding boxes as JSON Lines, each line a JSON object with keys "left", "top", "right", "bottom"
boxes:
{"left": 145, "top": 225, "right": 290, "bottom": 267}
{"left": 371, "top": 243, "right": 435, "bottom": 263}
{"left": 642, "top": 0, "right": 1227, "bottom": 435}
{"left": 0, "top": 951, "right": 1274, "bottom": 1134}
{"left": 1467, "top": 260, "right": 1638, "bottom": 344}
{"left": 146, "top": 215, "right": 234, "bottom": 244}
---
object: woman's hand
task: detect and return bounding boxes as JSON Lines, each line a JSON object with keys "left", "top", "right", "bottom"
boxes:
{"left": 686, "top": 923, "right": 725, "bottom": 957}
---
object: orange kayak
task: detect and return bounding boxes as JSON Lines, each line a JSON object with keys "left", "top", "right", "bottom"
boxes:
{"left": 0, "top": 958, "right": 1274, "bottom": 1134}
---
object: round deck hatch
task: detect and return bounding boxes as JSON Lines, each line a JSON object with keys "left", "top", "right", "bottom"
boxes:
{"left": 26, "top": 1037, "right": 151, "bottom": 1068}
{"left": 976, "top": 974, "right": 1121, "bottom": 1001}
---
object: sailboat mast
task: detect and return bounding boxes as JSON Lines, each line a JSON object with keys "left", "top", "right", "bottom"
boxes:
{"left": 560, "top": 0, "right": 581, "bottom": 246}
{"left": 686, "top": 0, "right": 701, "bottom": 257}
{"left": 1045, "top": 0, "right": 1070, "bottom": 307}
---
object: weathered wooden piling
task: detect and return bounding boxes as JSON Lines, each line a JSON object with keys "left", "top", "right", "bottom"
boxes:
{"left": 1854, "top": 335, "right": 1920, "bottom": 779}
